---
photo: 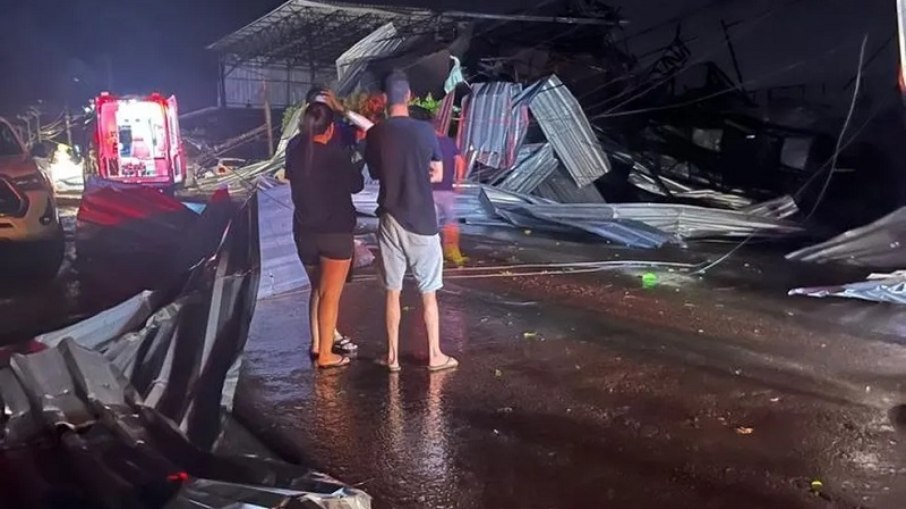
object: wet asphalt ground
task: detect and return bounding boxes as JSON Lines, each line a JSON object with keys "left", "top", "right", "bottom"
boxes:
{"left": 235, "top": 229, "right": 906, "bottom": 509}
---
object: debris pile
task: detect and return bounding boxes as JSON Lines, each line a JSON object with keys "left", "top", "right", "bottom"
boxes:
{"left": 788, "top": 207, "right": 906, "bottom": 304}
{"left": 200, "top": 9, "right": 822, "bottom": 250}
{"left": 2, "top": 193, "right": 372, "bottom": 508}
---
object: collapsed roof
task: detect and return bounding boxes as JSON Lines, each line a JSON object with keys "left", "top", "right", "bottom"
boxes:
{"left": 208, "top": 0, "right": 623, "bottom": 71}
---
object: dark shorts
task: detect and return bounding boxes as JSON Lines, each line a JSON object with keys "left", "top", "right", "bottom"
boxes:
{"left": 293, "top": 230, "right": 355, "bottom": 267}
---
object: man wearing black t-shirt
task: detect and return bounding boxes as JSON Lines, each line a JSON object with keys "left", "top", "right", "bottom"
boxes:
{"left": 365, "top": 71, "right": 458, "bottom": 373}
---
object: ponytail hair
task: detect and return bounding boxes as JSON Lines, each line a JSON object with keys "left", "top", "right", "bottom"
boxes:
{"left": 299, "top": 102, "right": 335, "bottom": 174}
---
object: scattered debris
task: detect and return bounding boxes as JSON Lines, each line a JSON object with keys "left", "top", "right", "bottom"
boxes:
{"left": 787, "top": 207, "right": 906, "bottom": 268}
{"left": 790, "top": 273, "right": 906, "bottom": 305}
{"left": 2, "top": 194, "right": 371, "bottom": 508}
{"left": 735, "top": 426, "right": 755, "bottom": 435}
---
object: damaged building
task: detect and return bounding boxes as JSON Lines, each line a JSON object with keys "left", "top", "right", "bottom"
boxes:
{"left": 8, "top": 1, "right": 906, "bottom": 507}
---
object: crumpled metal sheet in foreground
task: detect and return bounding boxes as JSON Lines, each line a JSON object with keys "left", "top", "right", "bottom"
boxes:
{"left": 786, "top": 207, "right": 906, "bottom": 268}
{"left": 167, "top": 479, "right": 370, "bottom": 509}
{"left": 789, "top": 276, "right": 906, "bottom": 305}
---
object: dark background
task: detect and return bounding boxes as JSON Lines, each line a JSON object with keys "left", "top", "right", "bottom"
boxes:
{"left": 0, "top": 0, "right": 283, "bottom": 114}
{"left": 0, "top": 0, "right": 548, "bottom": 114}
{"left": 0, "top": 0, "right": 895, "bottom": 116}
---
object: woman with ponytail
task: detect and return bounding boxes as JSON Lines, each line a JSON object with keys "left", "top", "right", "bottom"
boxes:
{"left": 285, "top": 102, "right": 364, "bottom": 369}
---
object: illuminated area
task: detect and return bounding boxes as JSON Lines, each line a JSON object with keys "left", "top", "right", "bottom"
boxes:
{"left": 48, "top": 143, "right": 83, "bottom": 192}
{"left": 108, "top": 100, "right": 166, "bottom": 178}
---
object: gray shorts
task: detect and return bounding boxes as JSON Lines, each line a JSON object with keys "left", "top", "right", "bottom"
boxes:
{"left": 433, "top": 190, "right": 458, "bottom": 226}
{"left": 378, "top": 214, "right": 443, "bottom": 293}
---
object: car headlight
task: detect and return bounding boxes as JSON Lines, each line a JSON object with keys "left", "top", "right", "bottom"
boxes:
{"left": 12, "top": 173, "right": 49, "bottom": 191}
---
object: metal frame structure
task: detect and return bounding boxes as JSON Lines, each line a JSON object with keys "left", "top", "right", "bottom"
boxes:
{"left": 209, "top": 1, "right": 444, "bottom": 75}
{"left": 208, "top": 0, "right": 622, "bottom": 108}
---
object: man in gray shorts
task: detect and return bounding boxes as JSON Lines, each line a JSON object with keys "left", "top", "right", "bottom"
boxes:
{"left": 365, "top": 70, "right": 458, "bottom": 372}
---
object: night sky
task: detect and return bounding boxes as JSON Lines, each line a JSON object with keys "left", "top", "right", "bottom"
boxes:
{"left": 0, "top": 0, "right": 895, "bottom": 117}
{"left": 0, "top": 0, "right": 542, "bottom": 116}
{"left": 0, "top": 0, "right": 285, "bottom": 114}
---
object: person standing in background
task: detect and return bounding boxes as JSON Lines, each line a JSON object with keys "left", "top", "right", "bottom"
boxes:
{"left": 365, "top": 71, "right": 459, "bottom": 373}
{"left": 409, "top": 105, "right": 468, "bottom": 267}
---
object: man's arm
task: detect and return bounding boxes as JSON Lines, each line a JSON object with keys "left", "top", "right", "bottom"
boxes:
{"left": 324, "top": 91, "right": 374, "bottom": 131}
{"left": 429, "top": 160, "right": 443, "bottom": 184}
{"left": 428, "top": 133, "right": 443, "bottom": 183}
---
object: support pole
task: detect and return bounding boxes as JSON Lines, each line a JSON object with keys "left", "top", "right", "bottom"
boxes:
{"left": 65, "top": 108, "right": 73, "bottom": 146}
{"left": 720, "top": 19, "right": 745, "bottom": 90}
{"left": 263, "top": 80, "right": 274, "bottom": 158}
{"left": 33, "top": 111, "right": 42, "bottom": 143}
{"left": 897, "top": 0, "right": 906, "bottom": 101}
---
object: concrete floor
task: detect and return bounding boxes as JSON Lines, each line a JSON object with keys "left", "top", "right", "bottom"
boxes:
{"left": 234, "top": 232, "right": 906, "bottom": 509}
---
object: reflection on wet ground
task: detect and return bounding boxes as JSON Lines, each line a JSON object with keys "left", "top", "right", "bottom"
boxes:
{"left": 0, "top": 208, "right": 143, "bottom": 343}
{"left": 237, "top": 233, "right": 906, "bottom": 509}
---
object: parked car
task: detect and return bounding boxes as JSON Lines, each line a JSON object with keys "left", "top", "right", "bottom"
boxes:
{"left": 0, "top": 117, "right": 65, "bottom": 279}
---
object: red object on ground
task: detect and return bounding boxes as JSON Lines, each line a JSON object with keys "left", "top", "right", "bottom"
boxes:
{"left": 0, "top": 340, "right": 48, "bottom": 366}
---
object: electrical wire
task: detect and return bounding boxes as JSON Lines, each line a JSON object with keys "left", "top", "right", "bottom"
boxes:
{"left": 692, "top": 33, "right": 870, "bottom": 275}
{"left": 804, "top": 34, "right": 868, "bottom": 220}
{"left": 590, "top": 33, "right": 862, "bottom": 120}
{"left": 583, "top": 0, "right": 804, "bottom": 116}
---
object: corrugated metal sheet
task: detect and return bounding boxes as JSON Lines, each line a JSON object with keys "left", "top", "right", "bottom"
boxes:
{"left": 483, "top": 193, "right": 802, "bottom": 241}
{"left": 786, "top": 207, "right": 906, "bottom": 268}
{"left": 255, "top": 184, "right": 308, "bottom": 299}
{"left": 457, "top": 82, "right": 529, "bottom": 170}
{"left": 790, "top": 274, "right": 906, "bottom": 305}
{"left": 628, "top": 172, "right": 756, "bottom": 210}
{"left": 436, "top": 91, "right": 456, "bottom": 136}
{"left": 534, "top": 166, "right": 606, "bottom": 204}
{"left": 477, "top": 188, "right": 673, "bottom": 248}
{"left": 223, "top": 59, "right": 331, "bottom": 109}
{"left": 516, "top": 75, "right": 611, "bottom": 187}
{"left": 498, "top": 143, "right": 558, "bottom": 194}
{"left": 336, "top": 23, "right": 408, "bottom": 96}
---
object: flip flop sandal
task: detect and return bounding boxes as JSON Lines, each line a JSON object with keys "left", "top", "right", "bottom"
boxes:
{"left": 428, "top": 356, "right": 459, "bottom": 372}
{"left": 333, "top": 337, "right": 359, "bottom": 354}
{"left": 318, "top": 357, "right": 351, "bottom": 370}
{"left": 377, "top": 359, "right": 401, "bottom": 373}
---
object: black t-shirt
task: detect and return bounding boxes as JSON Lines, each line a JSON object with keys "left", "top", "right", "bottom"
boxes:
{"left": 364, "top": 116, "right": 442, "bottom": 236}
{"left": 286, "top": 135, "right": 364, "bottom": 234}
